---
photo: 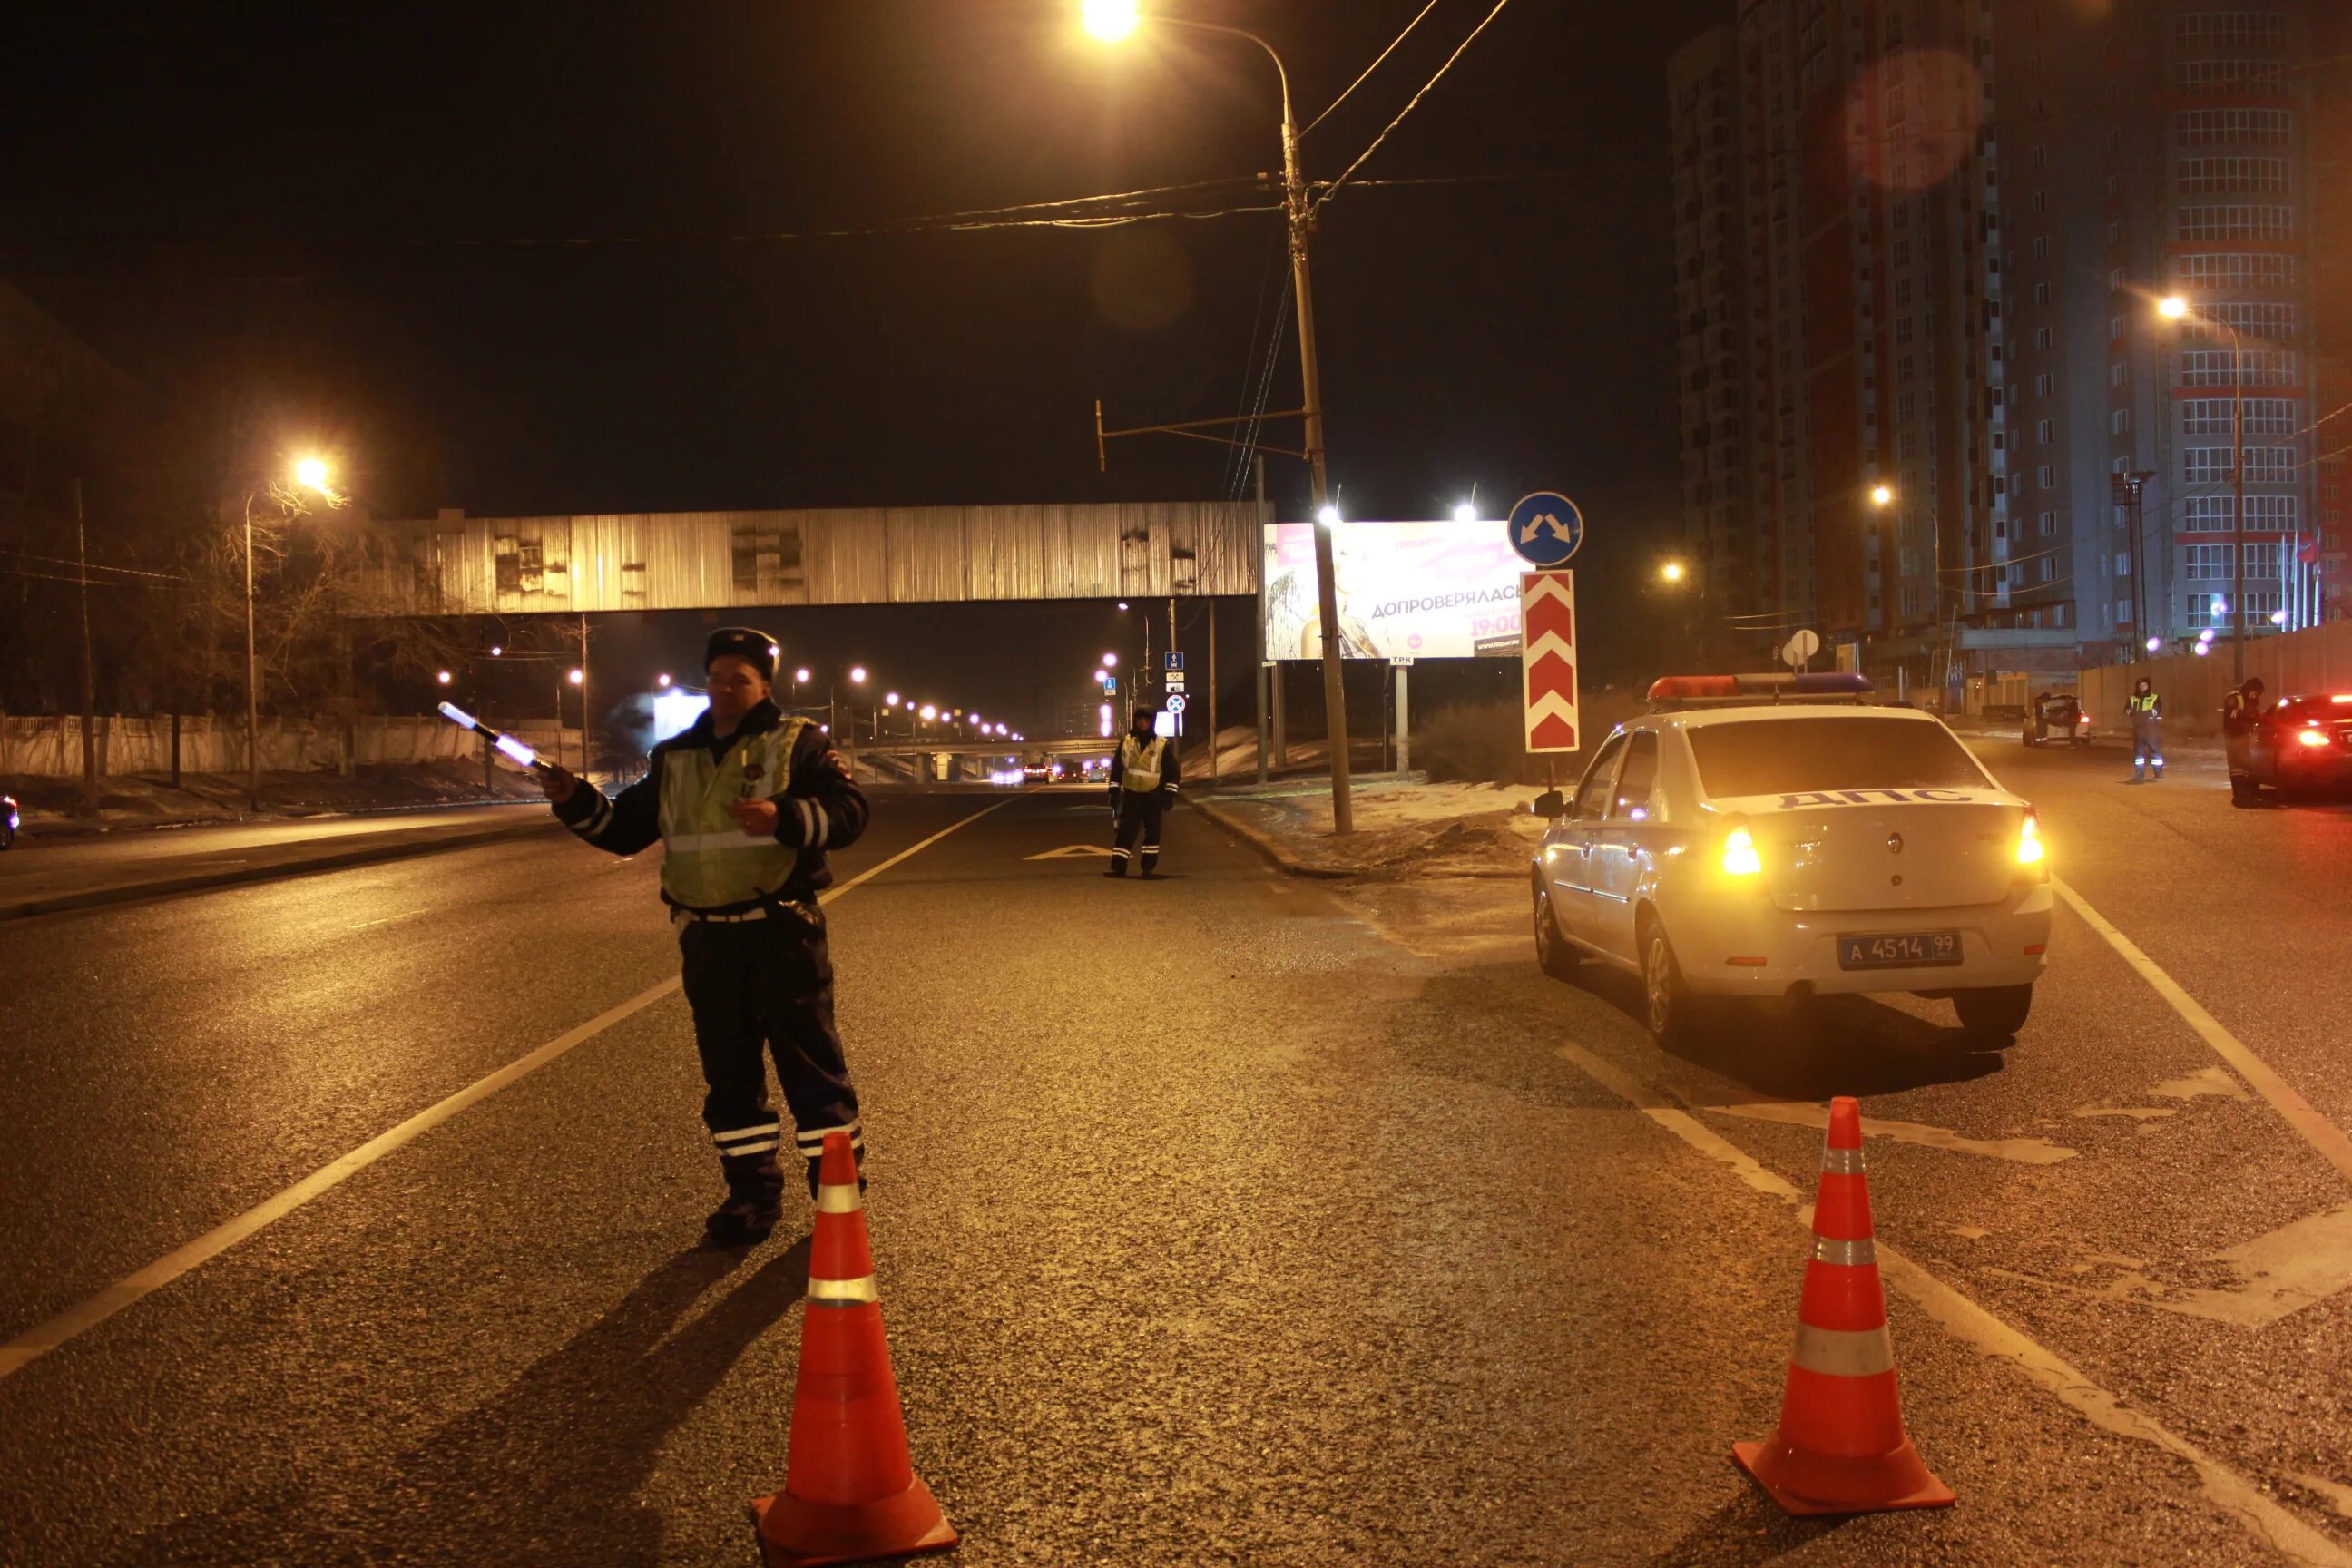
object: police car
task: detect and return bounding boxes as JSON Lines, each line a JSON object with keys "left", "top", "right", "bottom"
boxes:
{"left": 1529, "top": 673, "right": 2051, "bottom": 1046}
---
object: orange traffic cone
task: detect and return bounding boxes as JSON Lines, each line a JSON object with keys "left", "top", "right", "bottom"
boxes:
{"left": 752, "top": 1132, "right": 958, "bottom": 1567}
{"left": 1732, "top": 1095, "right": 1955, "bottom": 1516}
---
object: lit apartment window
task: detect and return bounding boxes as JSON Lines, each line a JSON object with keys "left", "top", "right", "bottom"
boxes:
{"left": 2185, "top": 545, "right": 2233, "bottom": 582}
{"left": 2184, "top": 446, "right": 2295, "bottom": 483}
{"left": 2176, "top": 206, "right": 2293, "bottom": 242}
{"left": 2173, "top": 59, "right": 2286, "bottom": 93}
{"left": 2179, "top": 348, "right": 2296, "bottom": 387}
{"left": 2176, "top": 253, "right": 2298, "bottom": 290}
{"left": 2175, "top": 13, "right": 2288, "bottom": 50}
{"left": 2183, "top": 397, "right": 2298, "bottom": 436}
{"left": 2176, "top": 157, "right": 2291, "bottom": 195}
{"left": 2173, "top": 109, "right": 2292, "bottom": 146}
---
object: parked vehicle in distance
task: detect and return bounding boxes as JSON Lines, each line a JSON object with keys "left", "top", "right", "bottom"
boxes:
{"left": 1530, "top": 672, "right": 2052, "bottom": 1048}
{"left": 2242, "top": 693, "right": 2352, "bottom": 803}
{"left": 2023, "top": 691, "right": 2092, "bottom": 747}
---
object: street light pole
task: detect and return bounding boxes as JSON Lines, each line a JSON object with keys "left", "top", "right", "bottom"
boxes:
{"left": 2230, "top": 316, "right": 2246, "bottom": 683}
{"left": 1275, "top": 64, "right": 1354, "bottom": 834}
{"left": 1089, "top": 11, "right": 1351, "bottom": 833}
{"left": 242, "top": 489, "right": 261, "bottom": 813}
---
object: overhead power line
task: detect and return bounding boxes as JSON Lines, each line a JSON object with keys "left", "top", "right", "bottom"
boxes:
{"left": 1298, "top": 0, "right": 1448, "bottom": 140}
{"left": 1317, "top": 0, "right": 1516, "bottom": 212}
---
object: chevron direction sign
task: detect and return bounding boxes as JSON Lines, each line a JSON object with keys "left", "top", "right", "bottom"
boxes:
{"left": 1520, "top": 571, "right": 1580, "bottom": 753}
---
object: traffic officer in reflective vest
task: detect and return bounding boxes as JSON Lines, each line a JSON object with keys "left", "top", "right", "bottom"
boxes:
{"left": 1106, "top": 701, "right": 1179, "bottom": 878}
{"left": 539, "top": 626, "right": 869, "bottom": 1246}
{"left": 2127, "top": 677, "right": 2164, "bottom": 782}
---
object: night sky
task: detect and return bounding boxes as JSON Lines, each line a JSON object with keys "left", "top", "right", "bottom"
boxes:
{"left": 6, "top": 0, "right": 1719, "bottom": 729}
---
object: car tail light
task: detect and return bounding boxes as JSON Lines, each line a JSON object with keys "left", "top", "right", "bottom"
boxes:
{"left": 2298, "top": 729, "right": 2330, "bottom": 749}
{"left": 2077, "top": 713, "right": 2092, "bottom": 725}
{"left": 1722, "top": 822, "right": 1762, "bottom": 877}
{"left": 2014, "top": 810, "right": 2046, "bottom": 879}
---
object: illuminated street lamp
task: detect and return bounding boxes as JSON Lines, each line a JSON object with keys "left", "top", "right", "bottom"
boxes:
{"left": 2159, "top": 293, "right": 2247, "bottom": 680}
{"left": 238, "top": 454, "right": 340, "bottom": 812}
{"left": 656, "top": 671, "right": 672, "bottom": 688}
{"left": 1088, "top": 6, "right": 1355, "bottom": 831}
{"left": 436, "top": 670, "right": 453, "bottom": 686}
{"left": 568, "top": 667, "right": 583, "bottom": 686}
{"left": 1102, "top": 652, "right": 1118, "bottom": 668}
{"left": 1081, "top": 0, "right": 1140, "bottom": 40}
{"left": 848, "top": 665, "right": 867, "bottom": 684}
{"left": 1659, "top": 560, "right": 1686, "bottom": 583}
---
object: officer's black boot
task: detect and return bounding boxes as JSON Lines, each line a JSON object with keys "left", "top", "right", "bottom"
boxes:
{"left": 705, "top": 1152, "right": 785, "bottom": 1247}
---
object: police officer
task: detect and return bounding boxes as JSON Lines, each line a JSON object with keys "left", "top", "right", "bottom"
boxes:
{"left": 2223, "top": 675, "right": 2267, "bottom": 807}
{"left": 539, "top": 627, "right": 870, "bottom": 1246}
{"left": 2127, "top": 677, "right": 2164, "bottom": 782}
{"left": 1105, "top": 701, "right": 1179, "bottom": 878}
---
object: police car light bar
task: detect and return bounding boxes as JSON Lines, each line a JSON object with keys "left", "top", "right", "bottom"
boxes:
{"left": 1646, "top": 671, "right": 1876, "bottom": 706}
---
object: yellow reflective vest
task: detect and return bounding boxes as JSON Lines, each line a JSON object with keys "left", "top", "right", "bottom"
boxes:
{"left": 655, "top": 716, "right": 812, "bottom": 910}
{"left": 1116, "top": 731, "right": 1169, "bottom": 791}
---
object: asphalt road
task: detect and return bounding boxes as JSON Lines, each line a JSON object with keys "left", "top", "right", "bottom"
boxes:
{"left": 2, "top": 771, "right": 2349, "bottom": 1565}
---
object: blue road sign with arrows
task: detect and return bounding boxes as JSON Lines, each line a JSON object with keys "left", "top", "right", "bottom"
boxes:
{"left": 1506, "top": 492, "right": 1584, "bottom": 567}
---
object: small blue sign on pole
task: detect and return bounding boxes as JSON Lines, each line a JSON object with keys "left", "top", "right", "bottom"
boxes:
{"left": 1506, "top": 492, "right": 1584, "bottom": 567}
{"left": 1163, "top": 651, "right": 1185, "bottom": 672}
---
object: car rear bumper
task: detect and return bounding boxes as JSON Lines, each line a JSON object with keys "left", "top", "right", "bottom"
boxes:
{"left": 1668, "top": 885, "right": 2053, "bottom": 997}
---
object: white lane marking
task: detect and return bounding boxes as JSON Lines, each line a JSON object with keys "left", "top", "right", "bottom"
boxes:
{"left": 0, "top": 799, "right": 1009, "bottom": 1382}
{"left": 2054, "top": 876, "right": 2352, "bottom": 1185}
{"left": 1991, "top": 1200, "right": 2352, "bottom": 1329}
{"left": 1552, "top": 1040, "right": 2352, "bottom": 1568}
{"left": 2291, "top": 1473, "right": 2352, "bottom": 1524}
{"left": 2152, "top": 1065, "right": 2249, "bottom": 1102}
{"left": 1024, "top": 844, "right": 1114, "bottom": 861}
{"left": 1705, "top": 1099, "right": 2077, "bottom": 1165}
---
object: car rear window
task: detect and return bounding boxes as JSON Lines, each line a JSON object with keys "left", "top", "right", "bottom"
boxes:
{"left": 1688, "top": 717, "right": 1990, "bottom": 798}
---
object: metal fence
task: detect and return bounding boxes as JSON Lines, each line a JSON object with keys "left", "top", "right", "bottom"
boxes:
{"left": 0, "top": 716, "right": 579, "bottom": 777}
{"left": 2080, "top": 621, "right": 2352, "bottom": 737}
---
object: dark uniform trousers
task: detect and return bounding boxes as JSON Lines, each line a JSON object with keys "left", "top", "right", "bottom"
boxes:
{"left": 677, "top": 904, "right": 861, "bottom": 1201}
{"left": 1112, "top": 790, "right": 1165, "bottom": 874}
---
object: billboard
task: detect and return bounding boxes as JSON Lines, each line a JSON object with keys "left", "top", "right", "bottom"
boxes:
{"left": 1261, "top": 520, "right": 1524, "bottom": 661}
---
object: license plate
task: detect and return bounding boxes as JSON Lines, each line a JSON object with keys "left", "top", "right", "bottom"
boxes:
{"left": 1838, "top": 930, "right": 1962, "bottom": 969}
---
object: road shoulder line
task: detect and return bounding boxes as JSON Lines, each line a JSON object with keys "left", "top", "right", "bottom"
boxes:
{"left": 2053, "top": 875, "right": 2352, "bottom": 1186}
{"left": 1553, "top": 1040, "right": 2352, "bottom": 1567}
{"left": 0, "top": 799, "right": 1010, "bottom": 1383}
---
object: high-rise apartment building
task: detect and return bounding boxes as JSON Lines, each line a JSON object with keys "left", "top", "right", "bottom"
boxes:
{"left": 1671, "top": 0, "right": 2340, "bottom": 695}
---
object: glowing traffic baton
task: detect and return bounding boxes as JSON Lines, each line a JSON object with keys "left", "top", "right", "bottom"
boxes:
{"left": 437, "top": 701, "right": 551, "bottom": 772}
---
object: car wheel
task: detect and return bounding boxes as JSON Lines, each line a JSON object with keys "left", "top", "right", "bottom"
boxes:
{"left": 1534, "top": 885, "right": 1576, "bottom": 979}
{"left": 1953, "top": 984, "right": 2033, "bottom": 1042}
{"left": 1640, "top": 915, "right": 1700, "bottom": 1050}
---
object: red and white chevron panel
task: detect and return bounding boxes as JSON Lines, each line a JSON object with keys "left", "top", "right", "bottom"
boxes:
{"left": 1520, "top": 571, "right": 1579, "bottom": 754}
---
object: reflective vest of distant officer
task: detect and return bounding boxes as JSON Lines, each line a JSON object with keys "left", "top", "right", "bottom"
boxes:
{"left": 2222, "top": 676, "right": 2268, "bottom": 807}
{"left": 2127, "top": 679, "right": 2163, "bottom": 782}
{"left": 540, "top": 625, "right": 869, "bottom": 1248}
{"left": 1106, "top": 703, "right": 1180, "bottom": 878}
